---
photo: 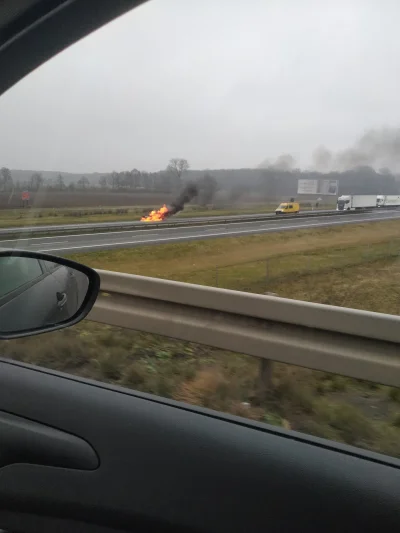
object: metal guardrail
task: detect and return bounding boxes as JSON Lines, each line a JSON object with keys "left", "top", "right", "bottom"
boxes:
{"left": 0, "top": 209, "right": 366, "bottom": 238}
{"left": 88, "top": 270, "right": 400, "bottom": 387}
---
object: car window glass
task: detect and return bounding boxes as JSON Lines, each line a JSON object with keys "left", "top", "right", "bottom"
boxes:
{"left": 0, "top": 257, "right": 43, "bottom": 298}
{"left": 0, "top": 0, "right": 399, "bottom": 462}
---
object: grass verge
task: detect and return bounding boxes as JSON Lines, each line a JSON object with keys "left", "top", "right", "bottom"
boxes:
{"left": 70, "top": 219, "right": 400, "bottom": 287}
{"left": 4, "top": 219, "right": 400, "bottom": 458}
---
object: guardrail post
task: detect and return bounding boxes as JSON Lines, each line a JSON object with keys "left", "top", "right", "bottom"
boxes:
{"left": 258, "top": 359, "right": 274, "bottom": 398}
{"left": 215, "top": 266, "right": 219, "bottom": 288}
{"left": 307, "top": 256, "right": 311, "bottom": 296}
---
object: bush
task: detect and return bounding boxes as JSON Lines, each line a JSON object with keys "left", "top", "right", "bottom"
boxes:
{"left": 173, "top": 369, "right": 228, "bottom": 409}
{"left": 392, "top": 413, "right": 400, "bottom": 428}
{"left": 63, "top": 208, "right": 129, "bottom": 217}
{"left": 315, "top": 402, "right": 375, "bottom": 446}
{"left": 95, "top": 350, "right": 128, "bottom": 381}
{"left": 121, "top": 362, "right": 147, "bottom": 388}
{"left": 388, "top": 387, "right": 400, "bottom": 402}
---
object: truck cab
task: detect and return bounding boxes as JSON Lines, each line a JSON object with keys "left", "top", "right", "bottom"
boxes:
{"left": 336, "top": 195, "right": 350, "bottom": 210}
{"left": 376, "top": 195, "right": 385, "bottom": 207}
{"left": 336, "top": 194, "right": 377, "bottom": 210}
{"left": 275, "top": 201, "right": 300, "bottom": 215}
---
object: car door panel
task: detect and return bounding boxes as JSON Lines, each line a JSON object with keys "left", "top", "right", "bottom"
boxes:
{"left": 0, "top": 359, "right": 398, "bottom": 533}
{"left": 0, "top": 512, "right": 132, "bottom": 533}
{"left": 0, "top": 410, "right": 99, "bottom": 470}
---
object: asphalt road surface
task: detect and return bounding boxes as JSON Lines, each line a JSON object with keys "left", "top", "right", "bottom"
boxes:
{"left": 0, "top": 209, "right": 334, "bottom": 235}
{"left": 2, "top": 210, "right": 400, "bottom": 255}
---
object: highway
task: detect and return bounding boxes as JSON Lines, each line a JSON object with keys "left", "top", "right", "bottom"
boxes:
{"left": 0, "top": 209, "right": 335, "bottom": 236}
{"left": 2, "top": 209, "right": 400, "bottom": 254}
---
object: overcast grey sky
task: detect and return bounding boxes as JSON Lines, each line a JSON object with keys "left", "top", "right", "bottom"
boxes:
{"left": 0, "top": 0, "right": 398, "bottom": 173}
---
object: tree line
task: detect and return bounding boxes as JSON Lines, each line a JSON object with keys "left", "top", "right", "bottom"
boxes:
{"left": 0, "top": 159, "right": 219, "bottom": 206}
{"left": 1, "top": 159, "right": 399, "bottom": 205}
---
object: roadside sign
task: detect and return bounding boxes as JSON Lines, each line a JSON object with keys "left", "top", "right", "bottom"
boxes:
{"left": 297, "top": 179, "right": 318, "bottom": 194}
{"left": 297, "top": 179, "right": 338, "bottom": 196}
{"left": 21, "top": 191, "right": 30, "bottom": 201}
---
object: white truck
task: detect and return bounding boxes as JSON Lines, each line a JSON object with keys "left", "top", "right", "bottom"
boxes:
{"left": 376, "top": 195, "right": 400, "bottom": 208}
{"left": 336, "top": 195, "right": 377, "bottom": 211}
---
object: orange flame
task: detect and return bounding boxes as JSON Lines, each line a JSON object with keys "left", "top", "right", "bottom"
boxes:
{"left": 141, "top": 204, "right": 170, "bottom": 222}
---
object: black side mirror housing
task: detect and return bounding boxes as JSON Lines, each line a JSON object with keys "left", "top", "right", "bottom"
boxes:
{"left": 0, "top": 250, "right": 100, "bottom": 339}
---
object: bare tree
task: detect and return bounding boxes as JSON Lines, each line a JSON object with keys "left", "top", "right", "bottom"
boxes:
{"left": 30, "top": 172, "right": 43, "bottom": 191}
{"left": 55, "top": 173, "right": 65, "bottom": 190}
{"left": 167, "top": 158, "right": 190, "bottom": 188}
{"left": 99, "top": 176, "right": 108, "bottom": 189}
{"left": 131, "top": 168, "right": 142, "bottom": 189}
{"left": 77, "top": 176, "right": 90, "bottom": 190}
{"left": 107, "top": 171, "right": 120, "bottom": 190}
{"left": 0, "top": 167, "right": 13, "bottom": 191}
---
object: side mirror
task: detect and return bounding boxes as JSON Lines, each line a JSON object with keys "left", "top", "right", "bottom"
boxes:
{"left": 0, "top": 250, "right": 100, "bottom": 339}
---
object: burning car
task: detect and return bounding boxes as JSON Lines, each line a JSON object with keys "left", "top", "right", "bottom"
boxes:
{"left": 141, "top": 205, "right": 170, "bottom": 222}
{"left": 141, "top": 183, "right": 198, "bottom": 222}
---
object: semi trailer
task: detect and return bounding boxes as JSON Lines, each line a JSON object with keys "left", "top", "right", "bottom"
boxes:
{"left": 376, "top": 195, "right": 400, "bottom": 208}
{"left": 336, "top": 195, "right": 377, "bottom": 211}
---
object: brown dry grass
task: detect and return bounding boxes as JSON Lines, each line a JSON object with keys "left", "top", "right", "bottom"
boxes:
{"left": 0, "top": 200, "right": 289, "bottom": 228}
{"left": 70, "top": 219, "right": 400, "bottom": 280}
{"left": 269, "top": 255, "right": 400, "bottom": 313}
{"left": 4, "top": 320, "right": 398, "bottom": 457}
{"left": 0, "top": 191, "right": 171, "bottom": 209}
{"left": 4, "top": 220, "right": 400, "bottom": 458}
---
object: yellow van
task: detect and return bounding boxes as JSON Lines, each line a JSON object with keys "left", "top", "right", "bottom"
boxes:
{"left": 275, "top": 201, "right": 300, "bottom": 215}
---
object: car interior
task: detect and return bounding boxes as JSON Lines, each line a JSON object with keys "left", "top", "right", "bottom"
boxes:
{"left": 0, "top": 1, "right": 398, "bottom": 533}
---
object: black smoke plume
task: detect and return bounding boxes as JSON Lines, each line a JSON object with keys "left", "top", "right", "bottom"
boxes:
{"left": 312, "top": 128, "right": 400, "bottom": 172}
{"left": 168, "top": 182, "right": 199, "bottom": 216}
{"left": 258, "top": 153, "right": 296, "bottom": 170}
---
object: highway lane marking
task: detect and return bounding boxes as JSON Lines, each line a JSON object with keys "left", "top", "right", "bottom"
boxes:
{"left": 2, "top": 211, "right": 387, "bottom": 242}
{"left": 41, "top": 214, "right": 400, "bottom": 252}
{"left": 0, "top": 220, "right": 282, "bottom": 240}
{"left": 0, "top": 231, "right": 161, "bottom": 243}
{"left": 0, "top": 219, "right": 297, "bottom": 241}
{"left": 30, "top": 241, "right": 66, "bottom": 246}
{"left": 261, "top": 214, "right": 400, "bottom": 228}
{"left": 0, "top": 211, "right": 322, "bottom": 233}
